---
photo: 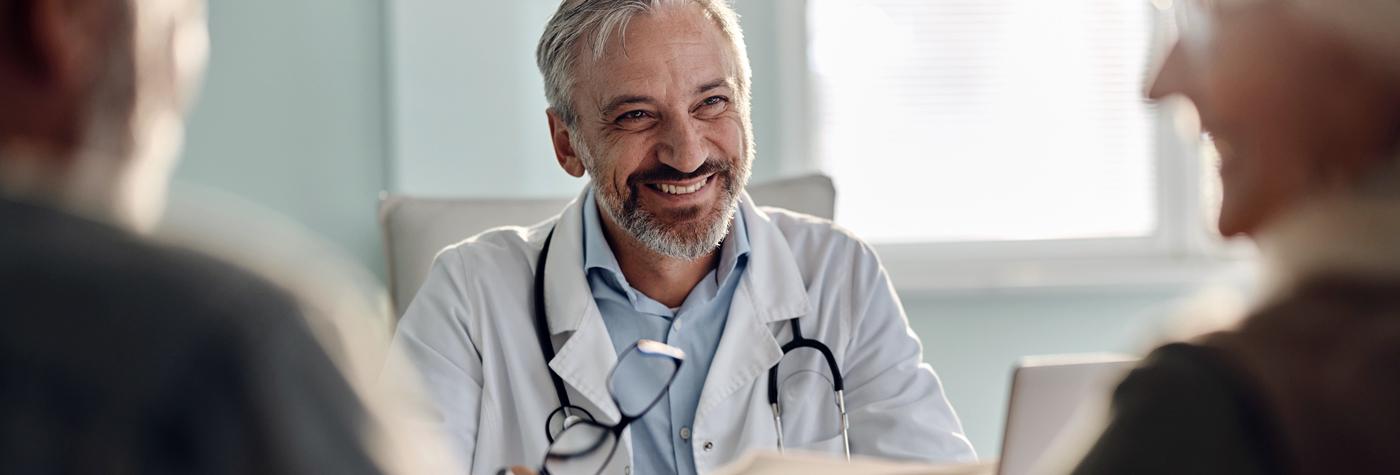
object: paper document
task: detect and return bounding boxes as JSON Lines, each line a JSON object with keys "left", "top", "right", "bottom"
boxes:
{"left": 713, "top": 451, "right": 996, "bottom": 475}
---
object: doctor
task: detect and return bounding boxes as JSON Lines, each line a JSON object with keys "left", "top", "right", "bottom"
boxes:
{"left": 385, "top": 0, "right": 976, "bottom": 473}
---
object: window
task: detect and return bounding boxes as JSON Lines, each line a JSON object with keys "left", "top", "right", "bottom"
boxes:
{"left": 809, "top": 0, "right": 1160, "bottom": 243}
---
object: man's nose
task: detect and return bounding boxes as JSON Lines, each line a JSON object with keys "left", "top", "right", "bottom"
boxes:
{"left": 658, "top": 118, "right": 708, "bottom": 173}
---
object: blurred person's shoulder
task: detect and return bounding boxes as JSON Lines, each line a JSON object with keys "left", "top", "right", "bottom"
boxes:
{"left": 1202, "top": 273, "right": 1400, "bottom": 399}
{"left": 1201, "top": 273, "right": 1400, "bottom": 385}
{"left": 1178, "top": 275, "right": 1400, "bottom": 474}
{"left": 0, "top": 198, "right": 387, "bottom": 473}
{"left": 1071, "top": 341, "right": 1285, "bottom": 475}
{"left": 0, "top": 197, "right": 306, "bottom": 335}
{"left": 1222, "top": 274, "right": 1400, "bottom": 347}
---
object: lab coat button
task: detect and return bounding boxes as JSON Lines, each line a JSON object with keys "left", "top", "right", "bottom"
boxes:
{"left": 624, "top": 465, "right": 631, "bottom": 475}
{"left": 679, "top": 426, "right": 691, "bottom": 441}
{"left": 703, "top": 441, "right": 715, "bottom": 452}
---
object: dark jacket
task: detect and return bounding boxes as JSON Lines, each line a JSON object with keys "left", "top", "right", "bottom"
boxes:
{"left": 1073, "top": 273, "right": 1400, "bottom": 475}
{"left": 0, "top": 197, "right": 382, "bottom": 474}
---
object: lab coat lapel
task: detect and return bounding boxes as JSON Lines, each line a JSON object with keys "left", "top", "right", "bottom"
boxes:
{"left": 540, "top": 187, "right": 622, "bottom": 425}
{"left": 695, "top": 193, "right": 811, "bottom": 422}
{"left": 548, "top": 311, "right": 622, "bottom": 424}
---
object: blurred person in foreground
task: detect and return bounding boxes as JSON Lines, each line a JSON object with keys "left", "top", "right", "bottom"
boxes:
{"left": 1069, "top": 0, "right": 1400, "bottom": 473}
{"left": 0, "top": 0, "right": 447, "bottom": 472}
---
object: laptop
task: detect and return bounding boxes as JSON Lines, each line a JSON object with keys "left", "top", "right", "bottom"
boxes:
{"left": 712, "top": 354, "right": 1138, "bottom": 475}
{"left": 995, "top": 354, "right": 1137, "bottom": 475}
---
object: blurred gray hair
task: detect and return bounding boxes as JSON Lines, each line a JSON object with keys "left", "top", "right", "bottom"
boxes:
{"left": 535, "top": 0, "right": 752, "bottom": 128}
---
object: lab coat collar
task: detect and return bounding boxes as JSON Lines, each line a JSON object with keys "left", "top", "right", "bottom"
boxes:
{"left": 696, "top": 191, "right": 813, "bottom": 427}
{"left": 534, "top": 186, "right": 627, "bottom": 455}
{"left": 733, "top": 190, "right": 812, "bottom": 323}
{"left": 538, "top": 186, "right": 596, "bottom": 336}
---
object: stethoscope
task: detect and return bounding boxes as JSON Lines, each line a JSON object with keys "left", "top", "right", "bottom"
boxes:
{"left": 531, "top": 225, "right": 851, "bottom": 459}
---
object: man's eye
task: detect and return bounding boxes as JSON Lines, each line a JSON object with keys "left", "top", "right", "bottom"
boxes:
{"left": 696, "top": 96, "right": 730, "bottom": 116}
{"left": 617, "top": 110, "right": 651, "bottom": 123}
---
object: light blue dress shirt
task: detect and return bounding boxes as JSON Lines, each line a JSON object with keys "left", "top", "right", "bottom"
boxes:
{"left": 582, "top": 189, "right": 750, "bottom": 475}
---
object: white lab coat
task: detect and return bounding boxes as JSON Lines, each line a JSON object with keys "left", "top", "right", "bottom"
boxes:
{"left": 385, "top": 188, "right": 976, "bottom": 474}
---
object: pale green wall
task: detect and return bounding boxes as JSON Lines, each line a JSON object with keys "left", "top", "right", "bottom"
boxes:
{"left": 172, "top": 0, "right": 1196, "bottom": 463}
{"left": 176, "top": 0, "right": 389, "bottom": 276}
{"left": 385, "top": 0, "right": 789, "bottom": 197}
{"left": 733, "top": 0, "right": 789, "bottom": 182}
{"left": 386, "top": 0, "right": 579, "bottom": 198}
{"left": 908, "top": 288, "right": 1187, "bottom": 457}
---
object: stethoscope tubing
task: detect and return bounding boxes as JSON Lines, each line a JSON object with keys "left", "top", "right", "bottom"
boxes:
{"left": 532, "top": 224, "right": 850, "bottom": 459}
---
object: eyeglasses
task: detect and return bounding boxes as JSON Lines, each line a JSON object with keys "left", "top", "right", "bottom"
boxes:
{"left": 515, "top": 340, "right": 685, "bottom": 475}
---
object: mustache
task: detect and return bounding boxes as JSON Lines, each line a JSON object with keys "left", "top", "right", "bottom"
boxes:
{"left": 628, "top": 160, "right": 730, "bottom": 186}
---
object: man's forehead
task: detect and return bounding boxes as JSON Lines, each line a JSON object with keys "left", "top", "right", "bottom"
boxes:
{"left": 572, "top": 5, "right": 740, "bottom": 102}
{"left": 585, "top": 45, "right": 736, "bottom": 90}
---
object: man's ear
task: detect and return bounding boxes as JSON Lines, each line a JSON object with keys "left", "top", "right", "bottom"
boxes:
{"left": 25, "top": 0, "right": 108, "bottom": 91}
{"left": 0, "top": 0, "right": 110, "bottom": 154}
{"left": 547, "top": 108, "right": 587, "bottom": 178}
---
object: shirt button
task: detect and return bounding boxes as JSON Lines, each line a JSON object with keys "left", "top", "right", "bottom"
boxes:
{"left": 674, "top": 320, "right": 683, "bottom": 332}
{"left": 703, "top": 441, "right": 715, "bottom": 452}
{"left": 679, "top": 426, "right": 691, "bottom": 441}
{"left": 624, "top": 466, "right": 631, "bottom": 475}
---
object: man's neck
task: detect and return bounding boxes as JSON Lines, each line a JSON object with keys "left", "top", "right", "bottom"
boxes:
{"left": 598, "top": 207, "right": 720, "bottom": 309}
{"left": 0, "top": 147, "right": 143, "bottom": 232}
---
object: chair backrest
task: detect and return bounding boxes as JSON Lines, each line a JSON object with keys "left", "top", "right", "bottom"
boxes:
{"left": 378, "top": 173, "right": 835, "bottom": 319}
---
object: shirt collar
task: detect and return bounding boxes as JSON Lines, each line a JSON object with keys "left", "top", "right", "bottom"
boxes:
{"left": 716, "top": 200, "right": 751, "bottom": 284}
{"left": 582, "top": 188, "right": 628, "bottom": 290}
{"left": 581, "top": 187, "right": 750, "bottom": 290}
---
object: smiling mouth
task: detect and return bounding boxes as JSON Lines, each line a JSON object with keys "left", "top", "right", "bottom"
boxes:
{"left": 645, "top": 175, "right": 714, "bottom": 196}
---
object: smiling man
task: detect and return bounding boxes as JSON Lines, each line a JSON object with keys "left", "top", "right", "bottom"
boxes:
{"left": 385, "top": 1, "right": 976, "bottom": 474}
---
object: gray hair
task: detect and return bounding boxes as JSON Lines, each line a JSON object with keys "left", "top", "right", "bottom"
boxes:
{"left": 535, "top": 0, "right": 752, "bottom": 128}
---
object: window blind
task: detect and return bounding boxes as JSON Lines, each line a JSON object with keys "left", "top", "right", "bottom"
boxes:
{"left": 809, "top": 0, "right": 1159, "bottom": 242}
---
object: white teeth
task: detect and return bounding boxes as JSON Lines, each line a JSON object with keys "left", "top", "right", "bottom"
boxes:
{"left": 656, "top": 181, "right": 705, "bottom": 195}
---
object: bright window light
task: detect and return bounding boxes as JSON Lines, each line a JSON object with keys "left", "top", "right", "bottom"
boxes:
{"left": 810, "top": 0, "right": 1159, "bottom": 243}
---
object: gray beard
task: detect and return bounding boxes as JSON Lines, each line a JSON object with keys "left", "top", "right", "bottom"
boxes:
{"left": 579, "top": 145, "right": 747, "bottom": 261}
{"left": 593, "top": 174, "right": 741, "bottom": 261}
